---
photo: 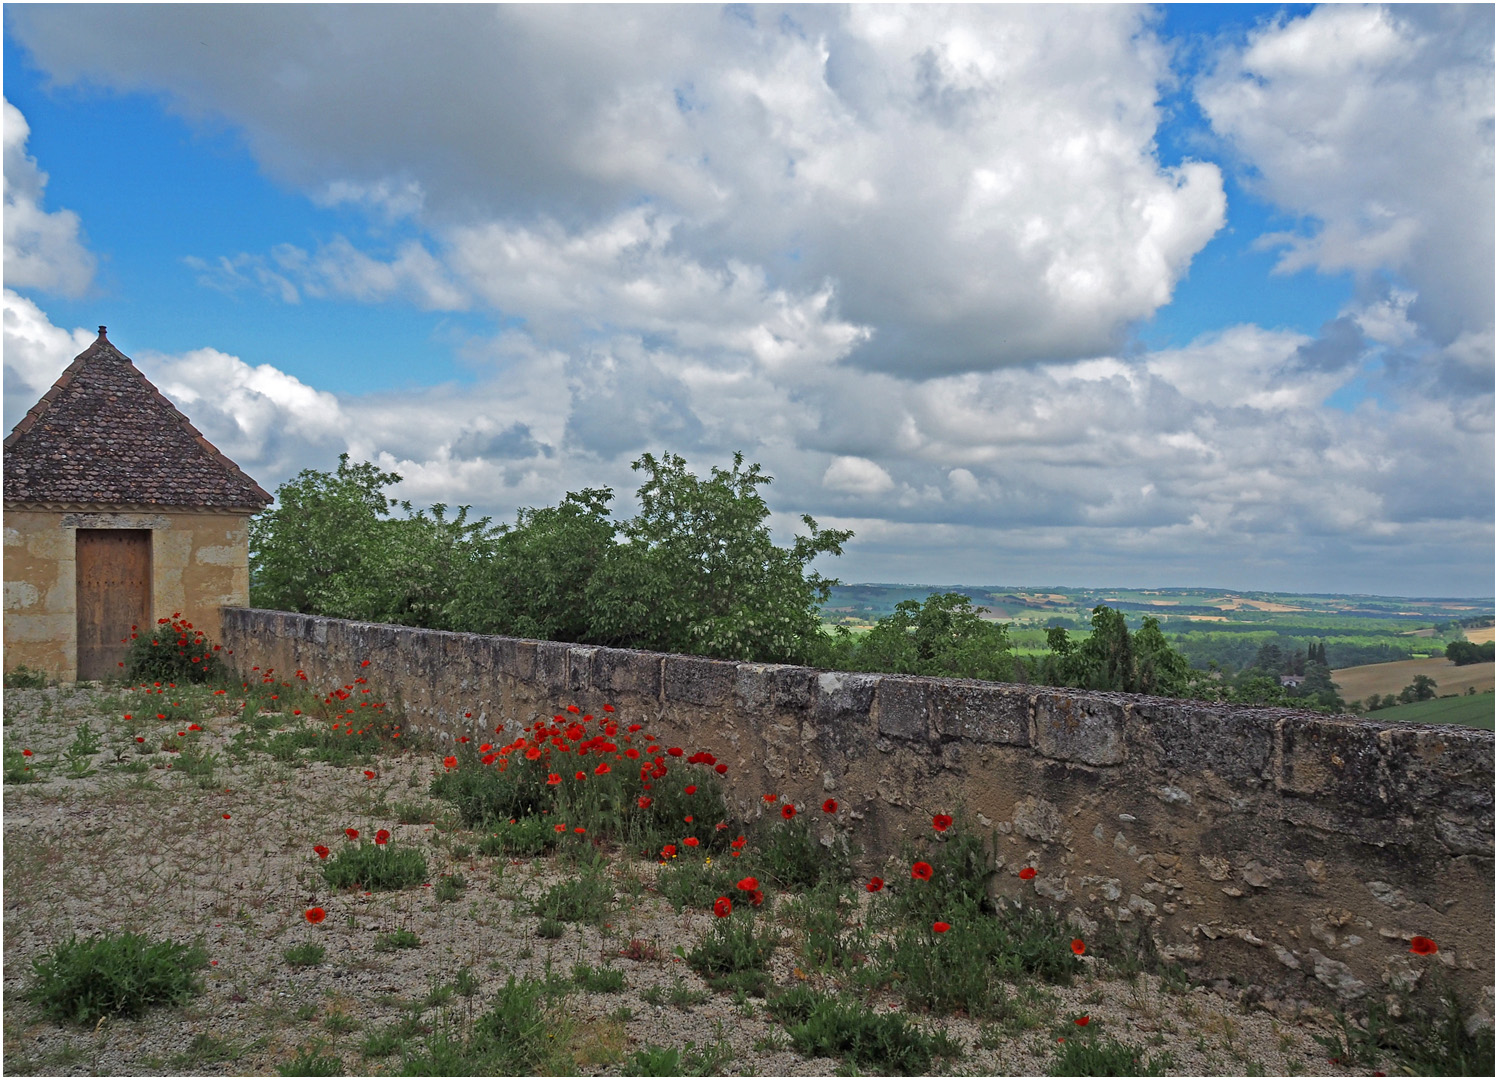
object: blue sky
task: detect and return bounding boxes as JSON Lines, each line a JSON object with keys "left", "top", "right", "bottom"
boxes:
{"left": 4, "top": 4, "right": 1492, "bottom": 597}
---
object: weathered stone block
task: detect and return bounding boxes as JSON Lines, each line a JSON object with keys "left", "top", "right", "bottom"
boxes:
{"left": 492, "top": 637, "right": 535, "bottom": 681}
{"left": 534, "top": 641, "right": 569, "bottom": 693}
{"left": 875, "top": 677, "right": 929, "bottom": 740}
{"left": 1032, "top": 692, "right": 1126, "bottom": 766}
{"left": 664, "top": 654, "right": 737, "bottom": 707}
{"left": 592, "top": 647, "right": 662, "bottom": 699}
{"left": 566, "top": 646, "right": 596, "bottom": 693}
{"left": 815, "top": 672, "right": 879, "bottom": 726}
{"left": 1131, "top": 700, "right": 1273, "bottom": 783}
{"left": 735, "top": 663, "right": 817, "bottom": 713}
{"left": 929, "top": 679, "right": 1028, "bottom": 745}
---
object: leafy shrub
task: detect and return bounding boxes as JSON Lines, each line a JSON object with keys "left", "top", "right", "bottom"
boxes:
{"left": 122, "top": 615, "right": 229, "bottom": 684}
{"left": 782, "top": 992, "right": 963, "bottom": 1075}
{"left": 4, "top": 665, "right": 48, "bottom": 688}
{"left": 322, "top": 843, "right": 428, "bottom": 891}
{"left": 398, "top": 975, "right": 558, "bottom": 1076}
{"left": 283, "top": 943, "right": 326, "bottom": 967}
{"left": 656, "top": 857, "right": 744, "bottom": 913}
{"left": 686, "top": 910, "right": 780, "bottom": 984}
{"left": 434, "top": 873, "right": 466, "bottom": 903}
{"left": 374, "top": 930, "right": 422, "bottom": 952}
{"left": 623, "top": 1039, "right": 734, "bottom": 1076}
{"left": 278, "top": 1042, "right": 342, "bottom": 1076}
{"left": 759, "top": 814, "right": 849, "bottom": 889}
{"left": 572, "top": 964, "right": 626, "bottom": 992}
{"left": 1049, "top": 1026, "right": 1167, "bottom": 1076}
{"left": 476, "top": 817, "right": 558, "bottom": 858}
{"left": 532, "top": 869, "right": 613, "bottom": 925}
{"left": 26, "top": 931, "right": 207, "bottom": 1023}
{"left": 4, "top": 744, "right": 40, "bottom": 784}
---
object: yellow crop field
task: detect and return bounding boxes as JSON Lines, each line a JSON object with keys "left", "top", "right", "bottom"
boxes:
{"left": 1464, "top": 625, "right": 1496, "bottom": 644}
{"left": 1332, "top": 657, "right": 1495, "bottom": 704}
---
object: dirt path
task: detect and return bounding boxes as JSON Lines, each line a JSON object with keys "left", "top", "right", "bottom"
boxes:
{"left": 2, "top": 685, "right": 1383, "bottom": 1076}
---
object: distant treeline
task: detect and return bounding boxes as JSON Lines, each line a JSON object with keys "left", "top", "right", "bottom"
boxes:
{"left": 1447, "top": 640, "right": 1496, "bottom": 666}
{"left": 248, "top": 454, "right": 1345, "bottom": 711}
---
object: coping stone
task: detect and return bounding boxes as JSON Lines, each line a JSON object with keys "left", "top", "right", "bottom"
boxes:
{"left": 929, "top": 680, "right": 1029, "bottom": 745}
{"left": 663, "top": 654, "right": 737, "bottom": 707}
{"left": 1032, "top": 691, "right": 1126, "bottom": 766}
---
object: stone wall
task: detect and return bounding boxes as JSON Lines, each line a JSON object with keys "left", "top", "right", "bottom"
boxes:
{"left": 3, "top": 507, "right": 253, "bottom": 681}
{"left": 221, "top": 607, "right": 1494, "bottom": 1020}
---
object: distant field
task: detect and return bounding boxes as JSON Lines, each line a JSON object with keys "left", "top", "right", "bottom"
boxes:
{"left": 1367, "top": 693, "right": 1495, "bottom": 731}
{"left": 1465, "top": 625, "right": 1496, "bottom": 644}
{"left": 1332, "top": 657, "right": 1495, "bottom": 704}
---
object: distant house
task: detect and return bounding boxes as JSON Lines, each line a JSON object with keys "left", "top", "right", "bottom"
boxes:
{"left": 3, "top": 328, "right": 272, "bottom": 682}
{"left": 1278, "top": 674, "right": 1305, "bottom": 688}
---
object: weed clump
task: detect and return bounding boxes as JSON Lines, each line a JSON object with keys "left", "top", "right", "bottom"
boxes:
{"left": 122, "top": 615, "right": 229, "bottom": 685}
{"left": 26, "top": 931, "right": 207, "bottom": 1024}
{"left": 322, "top": 842, "right": 427, "bottom": 891}
{"left": 779, "top": 991, "right": 963, "bottom": 1075}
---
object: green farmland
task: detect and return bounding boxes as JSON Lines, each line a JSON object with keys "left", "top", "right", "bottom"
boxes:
{"left": 1364, "top": 692, "right": 1495, "bottom": 731}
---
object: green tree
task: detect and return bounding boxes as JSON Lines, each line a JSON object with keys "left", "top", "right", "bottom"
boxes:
{"left": 838, "top": 592, "right": 1016, "bottom": 680}
{"left": 248, "top": 455, "right": 403, "bottom": 616}
{"left": 585, "top": 452, "right": 853, "bottom": 663}
{"left": 1400, "top": 674, "right": 1438, "bottom": 703}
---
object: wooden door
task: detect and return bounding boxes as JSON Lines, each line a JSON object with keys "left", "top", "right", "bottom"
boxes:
{"left": 76, "top": 529, "right": 151, "bottom": 681}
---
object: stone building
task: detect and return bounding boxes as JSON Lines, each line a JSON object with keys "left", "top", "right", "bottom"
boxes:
{"left": 3, "top": 327, "right": 272, "bottom": 681}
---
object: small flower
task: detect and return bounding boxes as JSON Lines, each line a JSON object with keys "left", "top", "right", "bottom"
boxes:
{"left": 363, "top": 770, "right": 375, "bottom": 780}
{"left": 305, "top": 907, "right": 327, "bottom": 924}
{"left": 593, "top": 762, "right": 610, "bottom": 775}
{"left": 314, "top": 845, "right": 330, "bottom": 859}
{"left": 222, "top": 813, "right": 231, "bottom": 820}
{"left": 738, "top": 877, "right": 759, "bottom": 892}
{"left": 637, "top": 796, "right": 653, "bottom": 809}
{"left": 781, "top": 804, "right": 797, "bottom": 820}
{"left": 1071, "top": 939, "right": 1086, "bottom": 956}
{"left": 188, "top": 723, "right": 202, "bottom": 732}
{"left": 574, "top": 827, "right": 586, "bottom": 834}
{"left": 661, "top": 844, "right": 677, "bottom": 859}
{"left": 667, "top": 747, "right": 684, "bottom": 757}
{"left": 911, "top": 861, "right": 933, "bottom": 881}
{"left": 375, "top": 829, "right": 390, "bottom": 845}
{"left": 1074, "top": 1015, "right": 1091, "bottom": 1027}
{"left": 1410, "top": 936, "right": 1438, "bottom": 956}
{"left": 714, "top": 896, "right": 733, "bottom": 918}
{"left": 762, "top": 793, "right": 776, "bottom": 802}
{"left": 683, "top": 836, "right": 700, "bottom": 847}
{"left": 932, "top": 814, "right": 953, "bottom": 832}
{"left": 1019, "top": 867, "right": 1037, "bottom": 880}
{"left": 566, "top": 705, "right": 580, "bottom": 714}
{"left": 750, "top": 889, "right": 765, "bottom": 906}
{"left": 714, "top": 763, "right": 728, "bottom": 774}
{"left": 345, "top": 828, "right": 359, "bottom": 841}
{"left": 867, "top": 877, "right": 885, "bottom": 892}
{"left": 361, "top": 659, "right": 370, "bottom": 667}
{"left": 554, "top": 823, "right": 566, "bottom": 833}
{"left": 685, "top": 784, "right": 698, "bottom": 795}
{"left": 546, "top": 773, "right": 562, "bottom": 786}
{"left": 443, "top": 755, "right": 458, "bottom": 769}
{"left": 575, "top": 770, "right": 586, "bottom": 781}
{"left": 135, "top": 736, "right": 144, "bottom": 743}
{"left": 822, "top": 799, "right": 838, "bottom": 814}
{"left": 458, "top": 736, "right": 470, "bottom": 744}
{"left": 933, "top": 921, "right": 950, "bottom": 933}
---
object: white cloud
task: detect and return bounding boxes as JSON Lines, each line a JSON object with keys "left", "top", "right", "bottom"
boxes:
{"left": 2, "top": 97, "right": 96, "bottom": 296}
{"left": 2, "top": 288, "right": 96, "bottom": 430}
{"left": 1197, "top": 4, "right": 1495, "bottom": 347}
{"left": 8, "top": 4, "right": 1226, "bottom": 373}
{"left": 823, "top": 456, "right": 895, "bottom": 496}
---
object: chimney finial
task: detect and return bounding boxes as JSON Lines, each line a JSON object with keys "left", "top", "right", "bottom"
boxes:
{"left": 98, "top": 325, "right": 108, "bottom": 338}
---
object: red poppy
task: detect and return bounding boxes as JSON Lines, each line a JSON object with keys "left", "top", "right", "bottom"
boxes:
{"left": 363, "top": 770, "right": 375, "bottom": 780}
{"left": 685, "top": 785, "right": 698, "bottom": 795}
{"left": 1019, "top": 867, "right": 1037, "bottom": 880}
{"left": 684, "top": 815, "right": 694, "bottom": 824}
{"left": 823, "top": 799, "right": 838, "bottom": 813}
{"left": 479, "top": 743, "right": 492, "bottom": 752}
{"left": 933, "top": 921, "right": 950, "bottom": 933}
{"left": 1074, "top": 1015, "right": 1091, "bottom": 1027}
{"left": 361, "top": 660, "right": 370, "bottom": 667}
{"left": 594, "top": 762, "right": 611, "bottom": 775}
{"left": 638, "top": 796, "right": 653, "bottom": 809}
{"left": 314, "top": 845, "right": 330, "bottom": 859}
{"left": 458, "top": 736, "right": 470, "bottom": 744}
{"left": 781, "top": 804, "right": 797, "bottom": 820}
{"left": 188, "top": 724, "right": 202, "bottom": 732}
{"left": 375, "top": 829, "right": 390, "bottom": 845}
{"left": 932, "top": 814, "right": 953, "bottom": 832}
{"left": 135, "top": 736, "right": 144, "bottom": 743}
{"left": 305, "top": 907, "right": 327, "bottom": 924}
{"left": 763, "top": 793, "right": 777, "bottom": 802}
{"left": 715, "top": 763, "right": 728, "bottom": 774}
{"left": 667, "top": 747, "right": 684, "bottom": 757}
{"left": 554, "top": 823, "right": 566, "bottom": 833}
{"left": 525, "top": 747, "right": 542, "bottom": 760}
{"left": 867, "top": 877, "right": 884, "bottom": 892}
{"left": 731, "top": 836, "right": 746, "bottom": 849}
{"left": 714, "top": 896, "right": 732, "bottom": 918}
{"left": 911, "top": 861, "right": 933, "bottom": 881}
{"left": 1071, "top": 939, "right": 1086, "bottom": 955}
{"left": 683, "top": 836, "right": 700, "bottom": 847}
{"left": 574, "top": 827, "right": 586, "bottom": 835}
{"left": 575, "top": 770, "right": 586, "bottom": 781}
{"left": 661, "top": 844, "right": 677, "bottom": 859}
{"left": 345, "top": 828, "right": 359, "bottom": 841}
{"left": 465, "top": 712, "right": 472, "bottom": 719}
{"left": 1409, "top": 936, "right": 1438, "bottom": 956}
{"left": 750, "top": 889, "right": 764, "bottom": 906}
{"left": 567, "top": 705, "right": 580, "bottom": 714}
{"left": 443, "top": 756, "right": 458, "bottom": 769}
{"left": 738, "top": 877, "right": 759, "bottom": 892}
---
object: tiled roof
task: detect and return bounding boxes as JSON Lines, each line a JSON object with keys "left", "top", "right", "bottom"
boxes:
{"left": 3, "top": 328, "right": 273, "bottom": 509}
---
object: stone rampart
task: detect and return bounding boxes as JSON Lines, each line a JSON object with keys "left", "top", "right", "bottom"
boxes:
{"left": 221, "top": 607, "right": 1494, "bottom": 1019}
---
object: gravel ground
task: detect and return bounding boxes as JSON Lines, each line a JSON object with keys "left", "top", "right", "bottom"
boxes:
{"left": 3, "top": 684, "right": 1381, "bottom": 1077}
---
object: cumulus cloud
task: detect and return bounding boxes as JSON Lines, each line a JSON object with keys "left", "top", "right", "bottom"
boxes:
{"left": 1197, "top": 4, "right": 1495, "bottom": 348}
{"left": 3, "top": 97, "right": 96, "bottom": 296}
{"left": 8, "top": 4, "right": 1226, "bottom": 373}
{"left": 2, "top": 288, "right": 96, "bottom": 430}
